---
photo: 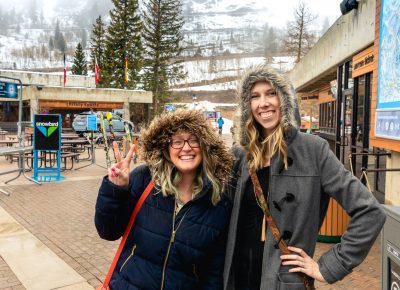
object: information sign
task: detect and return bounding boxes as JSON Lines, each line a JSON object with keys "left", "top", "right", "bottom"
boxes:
{"left": 34, "top": 114, "right": 61, "bottom": 151}
{"left": 87, "top": 114, "right": 97, "bottom": 131}
{"left": 0, "top": 81, "right": 18, "bottom": 98}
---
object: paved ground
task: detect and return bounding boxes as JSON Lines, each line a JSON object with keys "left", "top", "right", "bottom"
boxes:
{"left": 0, "top": 134, "right": 382, "bottom": 289}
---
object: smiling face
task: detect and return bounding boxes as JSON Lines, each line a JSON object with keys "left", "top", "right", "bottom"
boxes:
{"left": 168, "top": 132, "right": 203, "bottom": 177}
{"left": 250, "top": 81, "right": 281, "bottom": 136}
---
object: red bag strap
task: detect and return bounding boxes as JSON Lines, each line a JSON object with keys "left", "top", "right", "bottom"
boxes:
{"left": 100, "top": 180, "right": 155, "bottom": 288}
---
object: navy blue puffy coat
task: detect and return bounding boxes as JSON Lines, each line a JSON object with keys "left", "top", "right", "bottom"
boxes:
{"left": 95, "top": 165, "right": 232, "bottom": 290}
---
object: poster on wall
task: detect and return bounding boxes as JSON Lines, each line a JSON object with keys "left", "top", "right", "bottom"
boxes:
{"left": 375, "top": 0, "right": 400, "bottom": 140}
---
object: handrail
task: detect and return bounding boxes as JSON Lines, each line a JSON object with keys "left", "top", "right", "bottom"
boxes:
{"left": 348, "top": 152, "right": 392, "bottom": 157}
{"left": 359, "top": 167, "right": 400, "bottom": 193}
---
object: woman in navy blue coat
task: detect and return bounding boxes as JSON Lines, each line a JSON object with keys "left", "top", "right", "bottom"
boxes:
{"left": 95, "top": 110, "right": 233, "bottom": 290}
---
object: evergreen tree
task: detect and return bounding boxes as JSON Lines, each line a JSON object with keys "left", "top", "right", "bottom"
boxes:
{"left": 142, "top": 0, "right": 185, "bottom": 114}
{"left": 54, "top": 20, "right": 61, "bottom": 45}
{"left": 90, "top": 15, "right": 106, "bottom": 85}
{"left": 71, "top": 42, "right": 88, "bottom": 75}
{"left": 48, "top": 36, "right": 54, "bottom": 51}
{"left": 58, "top": 33, "right": 67, "bottom": 53}
{"left": 29, "top": 0, "right": 38, "bottom": 27}
{"left": 102, "top": 0, "right": 142, "bottom": 89}
{"left": 53, "top": 19, "right": 67, "bottom": 52}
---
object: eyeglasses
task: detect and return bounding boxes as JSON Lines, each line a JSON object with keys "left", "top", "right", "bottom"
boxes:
{"left": 169, "top": 139, "right": 200, "bottom": 149}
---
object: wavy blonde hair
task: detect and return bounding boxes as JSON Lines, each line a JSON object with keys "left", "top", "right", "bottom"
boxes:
{"left": 246, "top": 108, "right": 288, "bottom": 174}
{"left": 150, "top": 139, "right": 223, "bottom": 206}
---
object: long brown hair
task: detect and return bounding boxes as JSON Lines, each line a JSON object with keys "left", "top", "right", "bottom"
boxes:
{"left": 245, "top": 83, "right": 288, "bottom": 173}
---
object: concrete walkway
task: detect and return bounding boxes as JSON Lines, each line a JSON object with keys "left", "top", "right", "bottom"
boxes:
{"left": 0, "top": 206, "right": 93, "bottom": 290}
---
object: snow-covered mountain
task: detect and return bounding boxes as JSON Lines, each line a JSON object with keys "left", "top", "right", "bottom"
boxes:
{"left": 0, "top": 0, "right": 301, "bottom": 90}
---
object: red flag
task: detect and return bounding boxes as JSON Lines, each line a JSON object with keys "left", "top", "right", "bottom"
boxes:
{"left": 63, "top": 54, "right": 67, "bottom": 86}
{"left": 95, "top": 56, "right": 100, "bottom": 86}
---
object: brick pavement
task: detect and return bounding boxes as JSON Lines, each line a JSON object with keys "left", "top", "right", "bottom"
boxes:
{"left": 0, "top": 134, "right": 382, "bottom": 289}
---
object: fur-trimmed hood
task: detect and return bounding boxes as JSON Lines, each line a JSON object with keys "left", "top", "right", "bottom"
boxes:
{"left": 238, "top": 65, "right": 300, "bottom": 146}
{"left": 139, "top": 109, "right": 233, "bottom": 188}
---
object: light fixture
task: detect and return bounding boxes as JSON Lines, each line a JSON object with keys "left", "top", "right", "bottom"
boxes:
{"left": 340, "top": 0, "right": 359, "bottom": 15}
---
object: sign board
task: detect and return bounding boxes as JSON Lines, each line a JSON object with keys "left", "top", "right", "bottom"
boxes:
{"left": 352, "top": 46, "right": 374, "bottom": 78}
{"left": 375, "top": 111, "right": 400, "bottom": 140}
{"left": 34, "top": 114, "right": 61, "bottom": 151}
{"left": 376, "top": 0, "right": 400, "bottom": 140}
{"left": 87, "top": 114, "right": 97, "bottom": 131}
{"left": 0, "top": 81, "right": 18, "bottom": 99}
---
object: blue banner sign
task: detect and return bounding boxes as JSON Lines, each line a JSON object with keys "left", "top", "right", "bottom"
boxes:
{"left": 0, "top": 82, "right": 18, "bottom": 99}
{"left": 87, "top": 114, "right": 97, "bottom": 131}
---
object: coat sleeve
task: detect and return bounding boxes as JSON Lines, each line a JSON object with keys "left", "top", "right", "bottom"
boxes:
{"left": 94, "top": 165, "right": 151, "bottom": 241}
{"left": 198, "top": 198, "right": 232, "bottom": 290}
{"left": 224, "top": 145, "right": 245, "bottom": 202}
{"left": 316, "top": 139, "right": 386, "bottom": 283}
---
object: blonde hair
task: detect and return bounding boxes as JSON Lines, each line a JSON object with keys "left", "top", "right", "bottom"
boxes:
{"left": 245, "top": 83, "right": 289, "bottom": 173}
{"left": 150, "top": 139, "right": 223, "bottom": 206}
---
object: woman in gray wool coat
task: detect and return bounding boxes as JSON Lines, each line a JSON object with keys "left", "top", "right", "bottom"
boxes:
{"left": 223, "top": 65, "right": 386, "bottom": 290}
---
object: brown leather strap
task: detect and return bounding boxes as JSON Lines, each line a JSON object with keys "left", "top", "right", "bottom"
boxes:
{"left": 249, "top": 172, "right": 315, "bottom": 290}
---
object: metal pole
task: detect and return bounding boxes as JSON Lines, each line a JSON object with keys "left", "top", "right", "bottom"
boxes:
{"left": 0, "top": 76, "right": 40, "bottom": 185}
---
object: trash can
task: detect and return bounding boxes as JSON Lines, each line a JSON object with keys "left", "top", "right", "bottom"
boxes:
{"left": 382, "top": 205, "right": 400, "bottom": 290}
{"left": 318, "top": 198, "right": 350, "bottom": 243}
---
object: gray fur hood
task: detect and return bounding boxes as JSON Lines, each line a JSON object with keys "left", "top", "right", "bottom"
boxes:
{"left": 238, "top": 65, "right": 300, "bottom": 146}
{"left": 139, "top": 109, "right": 233, "bottom": 188}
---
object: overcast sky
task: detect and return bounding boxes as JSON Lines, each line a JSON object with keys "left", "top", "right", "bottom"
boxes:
{"left": 1, "top": 0, "right": 344, "bottom": 29}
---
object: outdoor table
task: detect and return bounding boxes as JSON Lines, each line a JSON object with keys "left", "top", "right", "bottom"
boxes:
{"left": 61, "top": 139, "right": 89, "bottom": 154}
{"left": 0, "top": 140, "right": 20, "bottom": 147}
{"left": 0, "top": 146, "right": 39, "bottom": 195}
{"left": 61, "top": 134, "right": 81, "bottom": 139}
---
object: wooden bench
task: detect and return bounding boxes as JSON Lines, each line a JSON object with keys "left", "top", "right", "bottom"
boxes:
{"left": 60, "top": 152, "right": 81, "bottom": 170}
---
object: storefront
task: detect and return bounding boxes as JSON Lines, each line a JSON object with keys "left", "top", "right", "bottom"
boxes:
{"left": 289, "top": 0, "right": 391, "bottom": 202}
{"left": 0, "top": 85, "right": 152, "bottom": 133}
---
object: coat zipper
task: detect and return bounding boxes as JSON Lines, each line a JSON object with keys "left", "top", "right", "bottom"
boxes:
{"left": 192, "top": 264, "right": 199, "bottom": 280}
{"left": 160, "top": 201, "right": 191, "bottom": 290}
{"left": 119, "top": 244, "right": 137, "bottom": 272}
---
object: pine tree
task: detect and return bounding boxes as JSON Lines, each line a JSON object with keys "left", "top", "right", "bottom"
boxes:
{"left": 102, "top": 0, "right": 142, "bottom": 89}
{"left": 54, "top": 20, "right": 67, "bottom": 52}
{"left": 58, "top": 33, "right": 67, "bottom": 53}
{"left": 48, "top": 36, "right": 54, "bottom": 51}
{"left": 90, "top": 15, "right": 106, "bottom": 86}
{"left": 142, "top": 0, "right": 185, "bottom": 114}
{"left": 54, "top": 20, "right": 61, "bottom": 46}
{"left": 71, "top": 43, "right": 88, "bottom": 75}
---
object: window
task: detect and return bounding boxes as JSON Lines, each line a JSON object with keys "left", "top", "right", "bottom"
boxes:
{"left": 319, "top": 101, "right": 336, "bottom": 135}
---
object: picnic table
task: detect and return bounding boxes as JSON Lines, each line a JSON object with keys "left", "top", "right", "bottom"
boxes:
{"left": 0, "top": 146, "right": 39, "bottom": 195}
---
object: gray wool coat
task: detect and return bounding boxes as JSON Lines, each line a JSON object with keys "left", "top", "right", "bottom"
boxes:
{"left": 224, "top": 65, "right": 386, "bottom": 290}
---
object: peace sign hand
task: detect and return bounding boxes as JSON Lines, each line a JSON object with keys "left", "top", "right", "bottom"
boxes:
{"left": 108, "top": 141, "right": 135, "bottom": 187}
{"left": 280, "top": 246, "right": 326, "bottom": 283}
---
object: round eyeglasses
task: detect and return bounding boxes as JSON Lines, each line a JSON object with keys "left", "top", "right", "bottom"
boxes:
{"left": 169, "top": 139, "right": 200, "bottom": 149}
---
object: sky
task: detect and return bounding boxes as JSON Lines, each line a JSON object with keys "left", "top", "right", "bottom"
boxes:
{"left": 1, "top": 0, "right": 344, "bottom": 29}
